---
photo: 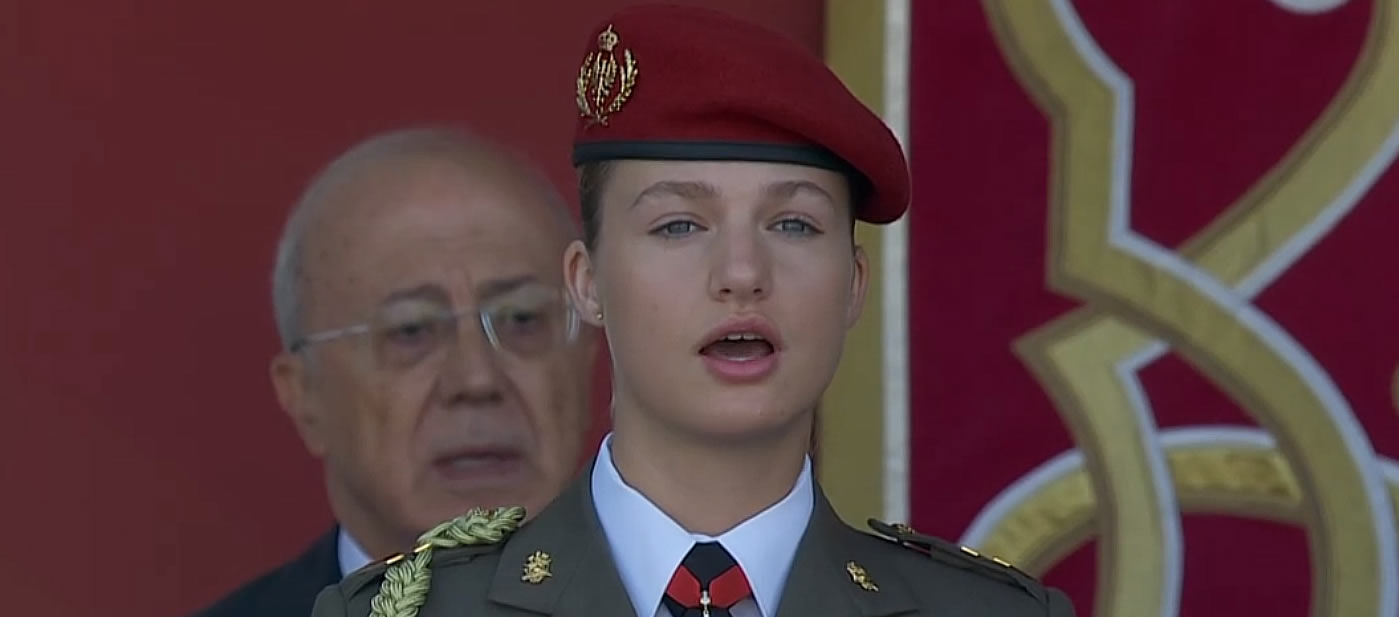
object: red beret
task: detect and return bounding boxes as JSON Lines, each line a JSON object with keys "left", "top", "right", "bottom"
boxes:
{"left": 570, "top": 4, "right": 909, "bottom": 224}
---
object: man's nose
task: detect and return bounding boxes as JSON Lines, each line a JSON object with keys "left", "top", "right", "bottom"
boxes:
{"left": 707, "top": 227, "right": 772, "bottom": 304}
{"left": 438, "top": 319, "right": 506, "bottom": 407}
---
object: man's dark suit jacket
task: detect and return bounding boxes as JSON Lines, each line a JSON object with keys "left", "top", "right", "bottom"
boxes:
{"left": 190, "top": 527, "right": 341, "bottom": 617}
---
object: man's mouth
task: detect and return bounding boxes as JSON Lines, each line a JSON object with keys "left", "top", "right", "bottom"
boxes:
{"left": 435, "top": 452, "right": 513, "bottom": 470}
{"left": 429, "top": 449, "right": 525, "bottom": 486}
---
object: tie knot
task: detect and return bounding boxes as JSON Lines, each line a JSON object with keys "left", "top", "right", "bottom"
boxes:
{"left": 664, "top": 542, "right": 752, "bottom": 617}
{"left": 683, "top": 542, "right": 740, "bottom": 584}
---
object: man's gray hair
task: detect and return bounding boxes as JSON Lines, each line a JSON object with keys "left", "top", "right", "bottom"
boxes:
{"left": 270, "top": 127, "right": 579, "bottom": 351}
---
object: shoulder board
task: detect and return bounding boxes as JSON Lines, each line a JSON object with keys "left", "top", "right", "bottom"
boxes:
{"left": 340, "top": 542, "right": 502, "bottom": 597}
{"left": 341, "top": 557, "right": 392, "bottom": 597}
{"left": 341, "top": 506, "right": 526, "bottom": 601}
{"left": 867, "top": 518, "right": 1048, "bottom": 605}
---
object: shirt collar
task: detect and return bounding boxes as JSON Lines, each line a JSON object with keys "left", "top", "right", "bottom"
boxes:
{"left": 337, "top": 527, "right": 373, "bottom": 578}
{"left": 590, "top": 432, "right": 813, "bottom": 617}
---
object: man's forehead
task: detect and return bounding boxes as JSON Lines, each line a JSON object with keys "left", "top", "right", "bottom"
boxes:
{"left": 302, "top": 160, "right": 568, "bottom": 314}
{"left": 309, "top": 242, "right": 558, "bottom": 322}
{"left": 377, "top": 274, "right": 544, "bottom": 307}
{"left": 313, "top": 155, "right": 566, "bottom": 250}
{"left": 335, "top": 157, "right": 546, "bottom": 216}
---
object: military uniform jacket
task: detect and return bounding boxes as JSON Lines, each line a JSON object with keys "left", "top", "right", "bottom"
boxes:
{"left": 311, "top": 466, "right": 1077, "bottom": 617}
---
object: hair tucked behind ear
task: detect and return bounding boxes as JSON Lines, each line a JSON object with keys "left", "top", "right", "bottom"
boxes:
{"left": 577, "top": 161, "right": 614, "bottom": 250}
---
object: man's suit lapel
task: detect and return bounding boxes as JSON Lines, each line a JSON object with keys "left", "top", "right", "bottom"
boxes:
{"left": 486, "top": 462, "right": 637, "bottom": 617}
{"left": 774, "top": 488, "right": 919, "bottom": 617}
{"left": 299, "top": 525, "right": 341, "bottom": 585}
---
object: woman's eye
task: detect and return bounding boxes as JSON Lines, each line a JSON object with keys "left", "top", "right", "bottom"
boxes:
{"left": 653, "top": 220, "right": 702, "bottom": 237}
{"left": 773, "top": 218, "right": 819, "bottom": 234}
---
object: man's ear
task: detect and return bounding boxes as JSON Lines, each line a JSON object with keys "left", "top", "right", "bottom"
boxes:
{"left": 564, "top": 239, "right": 604, "bottom": 327}
{"left": 846, "top": 243, "right": 870, "bottom": 329}
{"left": 270, "top": 351, "right": 327, "bottom": 457}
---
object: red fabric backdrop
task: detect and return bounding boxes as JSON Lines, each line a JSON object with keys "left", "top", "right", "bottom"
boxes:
{"left": 909, "top": 1, "right": 1399, "bottom": 616}
{"left": 0, "top": 2, "right": 820, "bottom": 615}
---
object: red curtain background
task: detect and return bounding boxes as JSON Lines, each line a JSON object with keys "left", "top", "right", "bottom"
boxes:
{"left": 0, "top": 2, "right": 820, "bottom": 615}
{"left": 909, "top": 1, "right": 1399, "bottom": 616}
{"left": 11, "top": 1, "right": 1398, "bottom": 616}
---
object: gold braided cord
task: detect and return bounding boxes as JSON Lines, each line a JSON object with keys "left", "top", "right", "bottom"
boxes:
{"left": 368, "top": 506, "right": 526, "bottom": 617}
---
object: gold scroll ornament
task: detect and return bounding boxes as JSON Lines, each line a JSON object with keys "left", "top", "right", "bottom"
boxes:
{"left": 972, "top": 1, "right": 1399, "bottom": 616}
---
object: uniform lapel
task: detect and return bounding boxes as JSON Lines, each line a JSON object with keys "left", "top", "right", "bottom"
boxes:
{"left": 486, "top": 461, "right": 637, "bottom": 617}
{"left": 774, "top": 487, "right": 919, "bottom": 617}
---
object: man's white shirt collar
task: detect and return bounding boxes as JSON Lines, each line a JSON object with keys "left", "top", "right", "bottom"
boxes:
{"left": 337, "top": 527, "right": 373, "bottom": 579}
{"left": 591, "top": 433, "right": 814, "bottom": 617}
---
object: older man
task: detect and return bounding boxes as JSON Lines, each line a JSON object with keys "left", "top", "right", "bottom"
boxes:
{"left": 191, "top": 128, "right": 596, "bottom": 617}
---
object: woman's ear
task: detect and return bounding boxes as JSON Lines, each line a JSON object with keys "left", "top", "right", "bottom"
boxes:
{"left": 564, "top": 239, "right": 604, "bottom": 327}
{"left": 846, "top": 243, "right": 870, "bottom": 329}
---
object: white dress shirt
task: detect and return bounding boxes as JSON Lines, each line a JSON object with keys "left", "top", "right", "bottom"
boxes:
{"left": 591, "top": 433, "right": 814, "bottom": 617}
{"left": 337, "top": 527, "right": 373, "bottom": 578}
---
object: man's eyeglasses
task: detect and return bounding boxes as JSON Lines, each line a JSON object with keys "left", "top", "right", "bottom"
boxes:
{"left": 288, "top": 283, "right": 581, "bottom": 368}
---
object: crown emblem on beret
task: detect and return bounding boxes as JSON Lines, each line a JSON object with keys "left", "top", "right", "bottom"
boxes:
{"left": 576, "top": 24, "right": 638, "bottom": 126}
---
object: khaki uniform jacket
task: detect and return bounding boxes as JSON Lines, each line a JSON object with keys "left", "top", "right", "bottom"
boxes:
{"left": 311, "top": 465, "right": 1077, "bottom": 617}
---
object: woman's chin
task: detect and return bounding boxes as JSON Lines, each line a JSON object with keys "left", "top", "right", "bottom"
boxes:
{"left": 675, "top": 407, "right": 809, "bottom": 444}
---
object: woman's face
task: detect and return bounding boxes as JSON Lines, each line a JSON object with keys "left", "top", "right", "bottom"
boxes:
{"left": 566, "top": 159, "right": 868, "bottom": 441}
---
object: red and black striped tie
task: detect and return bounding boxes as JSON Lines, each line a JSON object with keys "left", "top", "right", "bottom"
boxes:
{"left": 663, "top": 542, "right": 752, "bottom": 617}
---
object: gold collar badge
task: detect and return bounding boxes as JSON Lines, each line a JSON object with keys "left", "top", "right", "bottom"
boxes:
{"left": 576, "top": 24, "right": 638, "bottom": 126}
{"left": 522, "top": 550, "right": 553, "bottom": 584}
{"left": 845, "top": 561, "right": 878, "bottom": 591}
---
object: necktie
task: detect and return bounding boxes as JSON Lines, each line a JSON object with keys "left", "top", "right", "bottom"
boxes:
{"left": 663, "top": 542, "right": 752, "bottom": 617}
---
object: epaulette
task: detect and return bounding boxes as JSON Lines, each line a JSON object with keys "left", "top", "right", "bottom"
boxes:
{"left": 342, "top": 506, "right": 526, "bottom": 617}
{"left": 342, "top": 557, "right": 393, "bottom": 597}
{"left": 340, "top": 540, "right": 504, "bottom": 597}
{"left": 867, "top": 519, "right": 1048, "bottom": 605}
